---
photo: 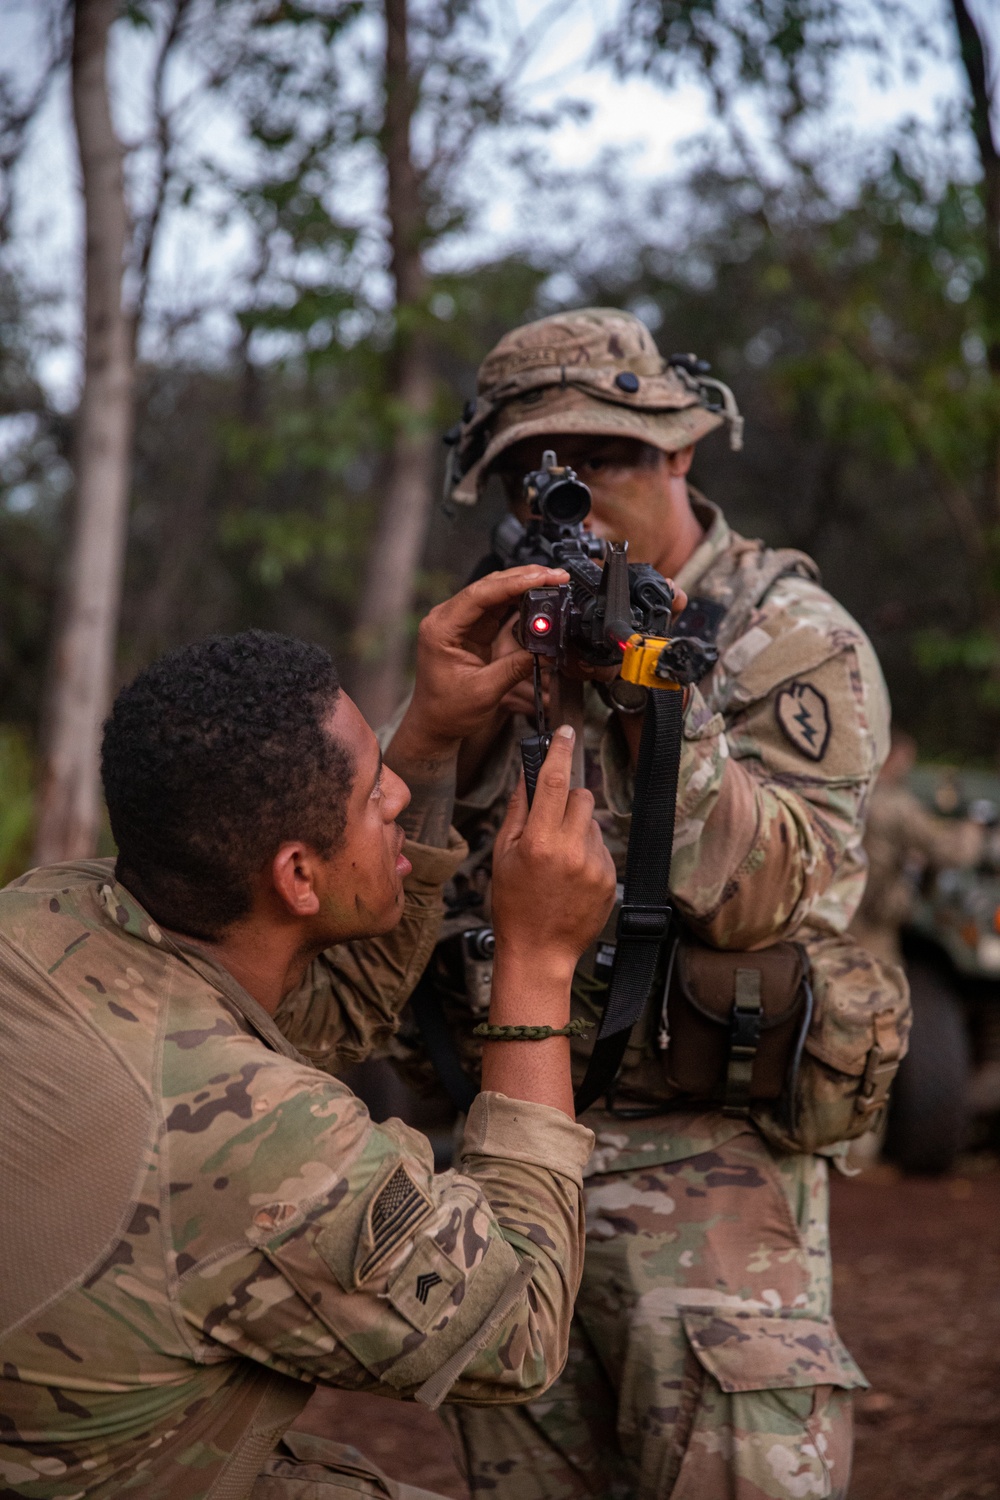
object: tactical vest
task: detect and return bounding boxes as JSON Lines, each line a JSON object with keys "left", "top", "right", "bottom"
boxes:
{"left": 401, "top": 534, "right": 908, "bottom": 1154}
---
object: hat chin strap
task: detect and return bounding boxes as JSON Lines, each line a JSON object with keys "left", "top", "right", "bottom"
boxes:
{"left": 695, "top": 376, "right": 744, "bottom": 452}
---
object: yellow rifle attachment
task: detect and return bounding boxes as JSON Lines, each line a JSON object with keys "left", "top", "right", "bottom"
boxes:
{"left": 619, "top": 633, "right": 685, "bottom": 691}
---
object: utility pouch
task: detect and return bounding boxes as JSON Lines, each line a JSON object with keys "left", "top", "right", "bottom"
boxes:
{"left": 660, "top": 939, "right": 813, "bottom": 1124}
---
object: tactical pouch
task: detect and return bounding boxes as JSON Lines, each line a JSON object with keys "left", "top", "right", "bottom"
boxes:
{"left": 660, "top": 939, "right": 813, "bottom": 1124}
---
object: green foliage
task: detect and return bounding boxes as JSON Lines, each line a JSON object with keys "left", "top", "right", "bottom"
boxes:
{"left": 0, "top": 270, "right": 65, "bottom": 729}
{"left": 3, "top": 0, "right": 1000, "bottom": 774}
{"left": 570, "top": 109, "right": 1000, "bottom": 757}
{"left": 915, "top": 628, "right": 1000, "bottom": 675}
{"left": 114, "top": 251, "right": 552, "bottom": 692}
{"left": 0, "top": 726, "right": 34, "bottom": 885}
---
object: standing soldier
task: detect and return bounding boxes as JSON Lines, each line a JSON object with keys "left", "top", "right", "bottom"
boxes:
{"left": 850, "top": 729, "right": 986, "bottom": 969}
{"left": 387, "top": 309, "right": 910, "bottom": 1500}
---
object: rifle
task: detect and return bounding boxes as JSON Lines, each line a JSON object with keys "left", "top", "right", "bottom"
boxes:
{"left": 491, "top": 449, "right": 718, "bottom": 802}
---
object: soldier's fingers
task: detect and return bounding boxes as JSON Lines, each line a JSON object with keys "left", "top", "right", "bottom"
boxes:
{"left": 499, "top": 770, "right": 529, "bottom": 843}
{"left": 526, "top": 724, "right": 574, "bottom": 828}
{"left": 443, "top": 566, "right": 569, "bottom": 633}
{"left": 593, "top": 835, "right": 617, "bottom": 889}
{"left": 501, "top": 685, "right": 539, "bottom": 716}
{"left": 490, "top": 613, "right": 523, "bottom": 660}
{"left": 669, "top": 582, "right": 688, "bottom": 617}
{"left": 561, "top": 785, "right": 596, "bottom": 838}
{"left": 593, "top": 817, "right": 615, "bottom": 866}
{"left": 477, "top": 648, "right": 534, "bottom": 700}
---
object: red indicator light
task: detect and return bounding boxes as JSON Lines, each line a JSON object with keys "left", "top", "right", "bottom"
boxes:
{"left": 530, "top": 614, "right": 552, "bottom": 635}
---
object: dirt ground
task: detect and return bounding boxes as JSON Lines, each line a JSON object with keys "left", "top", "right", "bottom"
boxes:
{"left": 296, "top": 1159, "right": 1000, "bottom": 1500}
{"left": 830, "top": 1159, "right": 1000, "bottom": 1500}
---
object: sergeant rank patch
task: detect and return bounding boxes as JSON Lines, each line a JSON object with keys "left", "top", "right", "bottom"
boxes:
{"left": 775, "top": 681, "right": 831, "bottom": 761}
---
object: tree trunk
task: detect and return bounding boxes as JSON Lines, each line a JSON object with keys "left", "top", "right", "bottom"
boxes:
{"left": 352, "top": 0, "right": 436, "bottom": 729}
{"left": 951, "top": 0, "right": 1000, "bottom": 369}
{"left": 33, "top": 0, "right": 134, "bottom": 864}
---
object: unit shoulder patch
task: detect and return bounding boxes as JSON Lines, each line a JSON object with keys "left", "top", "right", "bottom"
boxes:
{"left": 775, "top": 681, "right": 831, "bottom": 762}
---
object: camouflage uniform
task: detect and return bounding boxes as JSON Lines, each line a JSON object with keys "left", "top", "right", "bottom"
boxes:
{"left": 391, "top": 309, "right": 909, "bottom": 1499}
{"left": 849, "top": 781, "right": 983, "bottom": 969}
{"left": 0, "top": 843, "right": 595, "bottom": 1500}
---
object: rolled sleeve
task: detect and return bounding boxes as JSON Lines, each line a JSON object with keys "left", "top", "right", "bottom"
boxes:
{"left": 174, "top": 1067, "right": 589, "bottom": 1411}
{"left": 442, "top": 1094, "right": 593, "bottom": 1405}
{"left": 401, "top": 828, "right": 471, "bottom": 891}
{"left": 461, "top": 1092, "right": 594, "bottom": 1187}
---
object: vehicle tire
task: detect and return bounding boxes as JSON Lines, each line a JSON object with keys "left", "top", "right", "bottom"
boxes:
{"left": 884, "top": 962, "right": 971, "bottom": 1176}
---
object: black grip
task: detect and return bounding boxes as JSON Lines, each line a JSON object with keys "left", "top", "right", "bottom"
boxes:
{"left": 520, "top": 732, "right": 552, "bottom": 807}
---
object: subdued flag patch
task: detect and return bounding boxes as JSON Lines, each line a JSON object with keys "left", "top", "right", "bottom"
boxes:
{"left": 357, "top": 1165, "right": 433, "bottom": 1283}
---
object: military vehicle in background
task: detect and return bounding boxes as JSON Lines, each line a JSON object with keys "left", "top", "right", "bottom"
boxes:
{"left": 886, "top": 767, "right": 1000, "bottom": 1174}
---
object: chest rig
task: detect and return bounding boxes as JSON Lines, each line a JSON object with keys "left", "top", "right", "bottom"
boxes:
{"left": 410, "top": 538, "right": 818, "bottom": 1117}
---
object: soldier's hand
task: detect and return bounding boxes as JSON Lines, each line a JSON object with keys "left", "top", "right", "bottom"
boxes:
{"left": 493, "top": 614, "right": 549, "bottom": 718}
{"left": 396, "top": 566, "right": 569, "bottom": 755}
{"left": 491, "top": 726, "right": 616, "bottom": 996}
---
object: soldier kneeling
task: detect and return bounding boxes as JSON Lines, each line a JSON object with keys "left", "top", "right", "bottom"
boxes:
{"left": 0, "top": 567, "right": 616, "bottom": 1500}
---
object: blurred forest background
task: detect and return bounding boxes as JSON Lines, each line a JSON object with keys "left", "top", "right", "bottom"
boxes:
{"left": 1, "top": 0, "right": 1000, "bottom": 880}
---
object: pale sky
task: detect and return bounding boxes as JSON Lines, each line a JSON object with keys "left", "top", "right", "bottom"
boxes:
{"left": 1, "top": 0, "right": 997, "bottom": 410}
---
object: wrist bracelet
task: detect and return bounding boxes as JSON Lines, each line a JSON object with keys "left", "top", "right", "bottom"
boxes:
{"left": 472, "top": 1018, "right": 595, "bottom": 1041}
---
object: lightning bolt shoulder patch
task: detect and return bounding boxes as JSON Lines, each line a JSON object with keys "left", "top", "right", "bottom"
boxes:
{"left": 775, "top": 681, "right": 831, "bottom": 762}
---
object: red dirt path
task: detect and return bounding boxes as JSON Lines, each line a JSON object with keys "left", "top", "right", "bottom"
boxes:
{"left": 830, "top": 1163, "right": 1000, "bottom": 1500}
{"left": 295, "top": 1163, "right": 1000, "bottom": 1499}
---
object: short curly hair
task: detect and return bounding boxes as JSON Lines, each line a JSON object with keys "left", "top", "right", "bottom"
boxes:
{"left": 102, "top": 631, "right": 353, "bottom": 939}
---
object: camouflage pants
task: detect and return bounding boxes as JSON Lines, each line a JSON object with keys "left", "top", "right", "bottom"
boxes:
{"left": 252, "top": 1430, "right": 448, "bottom": 1500}
{"left": 445, "top": 1128, "right": 866, "bottom": 1500}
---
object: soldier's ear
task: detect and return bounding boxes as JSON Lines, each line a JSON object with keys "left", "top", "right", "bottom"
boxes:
{"left": 270, "top": 843, "right": 322, "bottom": 919}
{"left": 665, "top": 444, "right": 695, "bottom": 478}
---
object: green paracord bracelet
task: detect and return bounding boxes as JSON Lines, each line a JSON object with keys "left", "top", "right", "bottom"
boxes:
{"left": 472, "top": 1018, "right": 595, "bottom": 1041}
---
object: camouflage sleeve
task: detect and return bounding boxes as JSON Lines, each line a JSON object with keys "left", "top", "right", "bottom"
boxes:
{"left": 170, "top": 1055, "right": 593, "bottom": 1407}
{"left": 606, "top": 578, "right": 891, "bottom": 949}
{"left": 273, "top": 832, "right": 467, "bottom": 1073}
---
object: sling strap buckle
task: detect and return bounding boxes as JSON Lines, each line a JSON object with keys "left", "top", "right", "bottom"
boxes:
{"left": 617, "top": 902, "right": 672, "bottom": 943}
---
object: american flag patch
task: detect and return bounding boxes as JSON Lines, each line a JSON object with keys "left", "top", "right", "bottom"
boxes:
{"left": 357, "top": 1165, "right": 432, "bottom": 1283}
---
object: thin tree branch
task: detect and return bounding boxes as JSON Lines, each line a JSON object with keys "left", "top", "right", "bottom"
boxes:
{"left": 950, "top": 0, "right": 1000, "bottom": 368}
{"left": 0, "top": 0, "right": 73, "bottom": 241}
{"left": 130, "top": 0, "right": 193, "bottom": 345}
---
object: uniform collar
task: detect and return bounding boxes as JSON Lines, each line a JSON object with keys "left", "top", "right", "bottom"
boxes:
{"left": 96, "top": 875, "right": 170, "bottom": 950}
{"left": 96, "top": 872, "right": 306, "bottom": 1062}
{"left": 674, "top": 490, "right": 731, "bottom": 596}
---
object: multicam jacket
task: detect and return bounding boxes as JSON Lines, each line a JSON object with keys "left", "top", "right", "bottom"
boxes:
{"left": 390, "top": 495, "right": 909, "bottom": 1160}
{"left": 0, "top": 847, "right": 594, "bottom": 1500}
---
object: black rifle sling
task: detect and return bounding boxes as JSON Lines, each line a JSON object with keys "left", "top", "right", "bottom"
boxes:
{"left": 574, "top": 685, "right": 684, "bottom": 1114}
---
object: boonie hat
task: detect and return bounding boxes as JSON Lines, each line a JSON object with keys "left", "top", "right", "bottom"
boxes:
{"left": 445, "top": 307, "right": 743, "bottom": 505}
